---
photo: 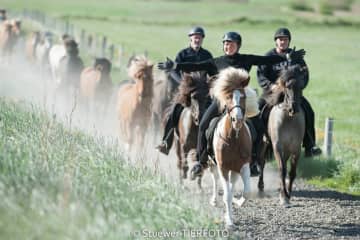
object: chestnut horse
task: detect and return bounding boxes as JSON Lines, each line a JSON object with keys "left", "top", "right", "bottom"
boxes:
{"left": 80, "top": 58, "right": 113, "bottom": 117}
{"left": 174, "top": 72, "right": 210, "bottom": 185}
{"left": 0, "top": 19, "right": 21, "bottom": 63}
{"left": 258, "top": 64, "right": 306, "bottom": 206}
{"left": 117, "top": 55, "right": 154, "bottom": 150}
{"left": 209, "top": 67, "right": 252, "bottom": 228}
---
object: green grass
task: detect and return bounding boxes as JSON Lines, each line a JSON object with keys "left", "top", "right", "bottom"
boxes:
{"left": 0, "top": 98, "right": 218, "bottom": 239}
{"left": 3, "top": 0, "right": 359, "bottom": 196}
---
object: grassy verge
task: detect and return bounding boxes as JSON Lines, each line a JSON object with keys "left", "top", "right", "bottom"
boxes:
{"left": 0, "top": 98, "right": 219, "bottom": 239}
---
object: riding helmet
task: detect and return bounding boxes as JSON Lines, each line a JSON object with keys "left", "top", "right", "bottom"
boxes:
{"left": 188, "top": 26, "right": 205, "bottom": 37}
{"left": 222, "top": 31, "right": 242, "bottom": 45}
{"left": 274, "top": 27, "right": 291, "bottom": 41}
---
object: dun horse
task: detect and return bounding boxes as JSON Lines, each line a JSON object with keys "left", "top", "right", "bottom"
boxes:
{"left": 173, "top": 72, "right": 210, "bottom": 185}
{"left": 80, "top": 58, "right": 113, "bottom": 117}
{"left": 116, "top": 55, "right": 154, "bottom": 150}
{"left": 209, "top": 67, "right": 252, "bottom": 228}
{"left": 258, "top": 64, "right": 307, "bottom": 206}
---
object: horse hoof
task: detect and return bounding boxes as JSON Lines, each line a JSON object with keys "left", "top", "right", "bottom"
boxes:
{"left": 233, "top": 196, "right": 246, "bottom": 207}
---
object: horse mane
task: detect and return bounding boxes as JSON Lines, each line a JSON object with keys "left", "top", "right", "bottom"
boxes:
{"left": 127, "top": 55, "right": 153, "bottom": 80}
{"left": 212, "top": 67, "right": 250, "bottom": 109}
{"left": 262, "top": 64, "right": 304, "bottom": 107}
{"left": 174, "top": 72, "right": 209, "bottom": 107}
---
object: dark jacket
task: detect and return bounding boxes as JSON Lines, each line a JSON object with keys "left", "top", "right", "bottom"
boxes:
{"left": 257, "top": 48, "right": 309, "bottom": 91}
{"left": 175, "top": 53, "right": 286, "bottom": 77}
{"left": 174, "top": 46, "right": 213, "bottom": 75}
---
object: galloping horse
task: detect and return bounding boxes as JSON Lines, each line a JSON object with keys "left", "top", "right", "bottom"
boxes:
{"left": 258, "top": 64, "right": 307, "bottom": 206}
{"left": 25, "top": 31, "right": 41, "bottom": 62}
{"left": 209, "top": 67, "right": 252, "bottom": 228}
{"left": 0, "top": 19, "right": 21, "bottom": 63}
{"left": 173, "top": 72, "right": 210, "bottom": 185}
{"left": 80, "top": 58, "right": 113, "bottom": 116}
{"left": 35, "top": 31, "right": 53, "bottom": 70}
{"left": 48, "top": 34, "right": 70, "bottom": 84}
{"left": 116, "top": 55, "right": 154, "bottom": 150}
{"left": 152, "top": 71, "right": 179, "bottom": 137}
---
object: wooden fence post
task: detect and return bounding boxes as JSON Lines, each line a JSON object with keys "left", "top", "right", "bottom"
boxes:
{"left": 109, "top": 44, "right": 114, "bottom": 61}
{"left": 101, "top": 36, "right": 107, "bottom": 58}
{"left": 323, "top": 117, "right": 334, "bottom": 157}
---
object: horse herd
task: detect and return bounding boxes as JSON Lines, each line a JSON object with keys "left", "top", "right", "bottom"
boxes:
{"left": 1, "top": 22, "right": 308, "bottom": 228}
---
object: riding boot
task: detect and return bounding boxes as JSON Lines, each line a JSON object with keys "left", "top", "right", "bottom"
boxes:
{"left": 249, "top": 114, "right": 265, "bottom": 177}
{"left": 156, "top": 103, "right": 184, "bottom": 155}
{"left": 191, "top": 100, "right": 220, "bottom": 177}
{"left": 301, "top": 97, "right": 322, "bottom": 157}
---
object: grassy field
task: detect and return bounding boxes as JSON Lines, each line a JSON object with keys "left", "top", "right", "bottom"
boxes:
{"left": 2, "top": 0, "right": 359, "bottom": 197}
{"left": 0, "top": 98, "right": 221, "bottom": 239}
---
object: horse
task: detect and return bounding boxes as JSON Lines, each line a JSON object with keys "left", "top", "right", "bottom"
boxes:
{"left": 172, "top": 72, "right": 210, "bottom": 185}
{"left": 25, "top": 31, "right": 41, "bottom": 62}
{"left": 152, "top": 71, "right": 179, "bottom": 138}
{"left": 208, "top": 67, "right": 252, "bottom": 228}
{"left": 258, "top": 64, "right": 307, "bottom": 206}
{"left": 116, "top": 55, "right": 154, "bottom": 150}
{"left": 48, "top": 34, "right": 71, "bottom": 84}
{"left": 35, "top": 31, "right": 53, "bottom": 71}
{"left": 79, "top": 58, "right": 113, "bottom": 118}
{"left": 0, "top": 19, "right": 21, "bottom": 63}
{"left": 56, "top": 39, "right": 84, "bottom": 107}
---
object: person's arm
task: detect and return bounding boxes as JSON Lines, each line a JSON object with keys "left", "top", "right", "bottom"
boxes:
{"left": 176, "top": 58, "right": 216, "bottom": 73}
{"left": 298, "top": 60, "right": 309, "bottom": 89}
{"left": 257, "top": 64, "right": 273, "bottom": 91}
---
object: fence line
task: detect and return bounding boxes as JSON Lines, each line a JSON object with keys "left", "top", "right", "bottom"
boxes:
{"left": 12, "top": 8, "right": 149, "bottom": 70}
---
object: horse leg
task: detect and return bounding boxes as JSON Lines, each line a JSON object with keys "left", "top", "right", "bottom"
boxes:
{"left": 274, "top": 144, "right": 290, "bottom": 205}
{"left": 257, "top": 140, "right": 268, "bottom": 191}
{"left": 234, "top": 162, "right": 250, "bottom": 207}
{"left": 209, "top": 164, "right": 218, "bottom": 206}
{"left": 288, "top": 151, "right": 300, "bottom": 196}
{"left": 175, "top": 140, "right": 183, "bottom": 184}
{"left": 219, "top": 168, "right": 233, "bottom": 227}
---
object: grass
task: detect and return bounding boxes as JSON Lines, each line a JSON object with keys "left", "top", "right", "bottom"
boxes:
{"left": 2, "top": 0, "right": 359, "bottom": 197}
{"left": 0, "top": 98, "right": 219, "bottom": 239}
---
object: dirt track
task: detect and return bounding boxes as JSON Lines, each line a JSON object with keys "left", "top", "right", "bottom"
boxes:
{"left": 1, "top": 45, "right": 359, "bottom": 240}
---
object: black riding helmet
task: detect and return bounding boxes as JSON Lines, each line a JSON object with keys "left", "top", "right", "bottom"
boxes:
{"left": 222, "top": 31, "right": 242, "bottom": 45}
{"left": 188, "top": 26, "right": 205, "bottom": 38}
{"left": 274, "top": 27, "right": 291, "bottom": 41}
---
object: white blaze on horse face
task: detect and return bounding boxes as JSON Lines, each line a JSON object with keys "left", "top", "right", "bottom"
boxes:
{"left": 231, "top": 89, "right": 243, "bottom": 130}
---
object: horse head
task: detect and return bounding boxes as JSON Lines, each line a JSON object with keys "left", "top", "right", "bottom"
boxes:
{"left": 94, "top": 58, "right": 112, "bottom": 75}
{"left": 128, "top": 55, "right": 154, "bottom": 102}
{"left": 278, "top": 64, "right": 306, "bottom": 117}
{"left": 213, "top": 67, "right": 249, "bottom": 134}
{"left": 177, "top": 72, "right": 209, "bottom": 125}
{"left": 64, "top": 38, "right": 79, "bottom": 57}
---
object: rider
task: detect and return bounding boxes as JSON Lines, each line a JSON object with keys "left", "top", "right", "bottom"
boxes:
{"left": 158, "top": 31, "right": 306, "bottom": 176}
{"left": 156, "top": 26, "right": 213, "bottom": 155}
{"left": 257, "top": 27, "right": 322, "bottom": 157}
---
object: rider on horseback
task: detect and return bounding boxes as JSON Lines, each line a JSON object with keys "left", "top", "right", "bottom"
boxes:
{"left": 257, "top": 27, "right": 322, "bottom": 157}
{"left": 156, "top": 26, "right": 213, "bottom": 155}
{"left": 158, "top": 31, "right": 306, "bottom": 177}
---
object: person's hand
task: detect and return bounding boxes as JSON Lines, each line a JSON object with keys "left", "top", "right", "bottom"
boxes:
{"left": 157, "top": 57, "right": 175, "bottom": 71}
{"left": 286, "top": 47, "right": 306, "bottom": 63}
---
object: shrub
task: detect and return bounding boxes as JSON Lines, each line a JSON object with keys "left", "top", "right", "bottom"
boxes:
{"left": 290, "top": 0, "right": 314, "bottom": 12}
